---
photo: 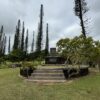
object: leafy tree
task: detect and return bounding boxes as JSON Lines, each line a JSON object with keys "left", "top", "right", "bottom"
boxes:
{"left": 57, "top": 35, "right": 100, "bottom": 66}
{"left": 9, "top": 49, "right": 26, "bottom": 62}
{"left": 57, "top": 38, "right": 70, "bottom": 59}
{"left": 74, "top": 0, "right": 88, "bottom": 37}
{"left": 45, "top": 23, "right": 49, "bottom": 56}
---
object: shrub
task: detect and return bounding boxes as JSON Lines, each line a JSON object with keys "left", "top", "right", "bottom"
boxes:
{"left": 20, "top": 67, "right": 34, "bottom": 77}
{"left": 0, "top": 57, "right": 5, "bottom": 64}
{"left": 79, "top": 67, "right": 89, "bottom": 76}
{"left": 20, "top": 62, "right": 36, "bottom": 77}
{"left": 9, "top": 49, "right": 26, "bottom": 62}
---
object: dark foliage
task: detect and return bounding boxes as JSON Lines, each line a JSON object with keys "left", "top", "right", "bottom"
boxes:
{"left": 20, "top": 67, "right": 35, "bottom": 77}
{"left": 36, "top": 4, "right": 44, "bottom": 55}
{"left": 25, "top": 29, "right": 29, "bottom": 54}
{"left": 21, "top": 22, "right": 25, "bottom": 51}
{"left": 13, "top": 20, "right": 21, "bottom": 50}
{"left": 63, "top": 67, "right": 89, "bottom": 79}
{"left": 0, "top": 26, "right": 6, "bottom": 57}
{"left": 8, "top": 36, "right": 11, "bottom": 54}
{"left": 31, "top": 31, "right": 34, "bottom": 53}
{"left": 9, "top": 49, "right": 26, "bottom": 62}
{"left": 45, "top": 23, "right": 49, "bottom": 56}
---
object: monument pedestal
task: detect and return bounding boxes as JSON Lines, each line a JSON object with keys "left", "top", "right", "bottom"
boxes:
{"left": 45, "top": 56, "right": 66, "bottom": 64}
{"left": 45, "top": 48, "right": 66, "bottom": 65}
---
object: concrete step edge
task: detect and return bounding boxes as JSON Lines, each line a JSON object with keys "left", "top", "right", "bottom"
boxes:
{"left": 26, "top": 79, "right": 66, "bottom": 83}
{"left": 31, "top": 77, "right": 65, "bottom": 79}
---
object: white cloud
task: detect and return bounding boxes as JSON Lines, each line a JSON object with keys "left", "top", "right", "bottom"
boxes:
{"left": 63, "top": 24, "right": 81, "bottom": 38}
{"left": 0, "top": 0, "right": 100, "bottom": 53}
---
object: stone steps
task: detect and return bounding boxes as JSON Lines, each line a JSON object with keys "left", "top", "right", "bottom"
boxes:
{"left": 29, "top": 68, "right": 66, "bottom": 82}
{"left": 29, "top": 77, "right": 65, "bottom": 80}
{"left": 21, "top": 66, "right": 89, "bottom": 83}
{"left": 33, "top": 69, "right": 63, "bottom": 73}
{"left": 27, "top": 79, "right": 66, "bottom": 83}
{"left": 32, "top": 73, "right": 64, "bottom": 76}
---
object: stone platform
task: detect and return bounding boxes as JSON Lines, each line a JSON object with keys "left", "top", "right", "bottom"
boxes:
{"left": 28, "top": 68, "right": 66, "bottom": 82}
{"left": 25, "top": 65, "right": 89, "bottom": 83}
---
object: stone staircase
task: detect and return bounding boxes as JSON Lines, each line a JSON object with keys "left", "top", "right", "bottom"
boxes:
{"left": 28, "top": 68, "right": 67, "bottom": 82}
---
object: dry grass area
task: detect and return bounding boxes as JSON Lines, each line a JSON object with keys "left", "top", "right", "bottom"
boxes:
{"left": 0, "top": 68, "right": 100, "bottom": 100}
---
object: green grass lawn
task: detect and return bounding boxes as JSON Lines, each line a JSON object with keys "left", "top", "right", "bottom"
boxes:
{"left": 0, "top": 68, "right": 100, "bottom": 100}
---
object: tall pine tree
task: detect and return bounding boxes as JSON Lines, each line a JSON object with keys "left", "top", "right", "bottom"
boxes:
{"left": 0, "top": 26, "right": 5, "bottom": 56}
{"left": 13, "top": 26, "right": 18, "bottom": 50}
{"left": 36, "top": 4, "right": 44, "bottom": 54}
{"left": 45, "top": 23, "right": 49, "bottom": 56}
{"left": 13, "top": 19, "right": 21, "bottom": 50}
{"left": 21, "top": 22, "right": 25, "bottom": 51}
{"left": 25, "top": 29, "right": 28, "bottom": 54}
{"left": 8, "top": 36, "right": 11, "bottom": 54}
{"left": 0, "top": 26, "right": 3, "bottom": 41}
{"left": 2, "top": 35, "right": 6, "bottom": 55}
{"left": 74, "top": 0, "right": 88, "bottom": 38}
{"left": 31, "top": 31, "right": 34, "bottom": 53}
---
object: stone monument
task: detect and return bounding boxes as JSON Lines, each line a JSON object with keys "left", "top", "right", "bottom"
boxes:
{"left": 45, "top": 48, "right": 66, "bottom": 64}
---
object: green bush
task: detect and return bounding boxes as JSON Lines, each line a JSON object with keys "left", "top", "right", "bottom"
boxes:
{"left": 22, "top": 61, "right": 35, "bottom": 68}
{"left": 33, "top": 60, "right": 40, "bottom": 66}
{"left": 0, "top": 57, "right": 5, "bottom": 64}
{"left": 9, "top": 49, "right": 26, "bottom": 62}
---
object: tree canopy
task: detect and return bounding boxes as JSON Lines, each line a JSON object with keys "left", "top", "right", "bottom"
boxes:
{"left": 57, "top": 35, "right": 100, "bottom": 66}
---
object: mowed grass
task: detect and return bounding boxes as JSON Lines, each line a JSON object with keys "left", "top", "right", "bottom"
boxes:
{"left": 0, "top": 68, "right": 100, "bottom": 100}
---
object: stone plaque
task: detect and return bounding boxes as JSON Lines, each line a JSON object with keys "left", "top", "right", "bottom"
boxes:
{"left": 49, "top": 58, "right": 57, "bottom": 63}
{"left": 50, "top": 48, "right": 56, "bottom": 55}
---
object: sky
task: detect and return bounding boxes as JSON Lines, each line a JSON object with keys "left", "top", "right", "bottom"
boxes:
{"left": 0, "top": 0, "right": 100, "bottom": 52}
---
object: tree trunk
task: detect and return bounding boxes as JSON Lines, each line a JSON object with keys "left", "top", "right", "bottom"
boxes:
{"left": 79, "top": 0, "right": 86, "bottom": 38}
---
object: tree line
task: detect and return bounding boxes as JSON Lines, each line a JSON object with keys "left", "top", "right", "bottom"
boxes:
{"left": 0, "top": 4, "right": 49, "bottom": 62}
{"left": 0, "top": 0, "right": 99, "bottom": 64}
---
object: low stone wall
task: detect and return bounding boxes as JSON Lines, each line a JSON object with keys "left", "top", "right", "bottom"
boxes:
{"left": 63, "top": 67, "right": 89, "bottom": 79}
{"left": 20, "top": 67, "right": 89, "bottom": 79}
{"left": 79, "top": 67, "right": 89, "bottom": 76}
{"left": 20, "top": 67, "right": 35, "bottom": 77}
